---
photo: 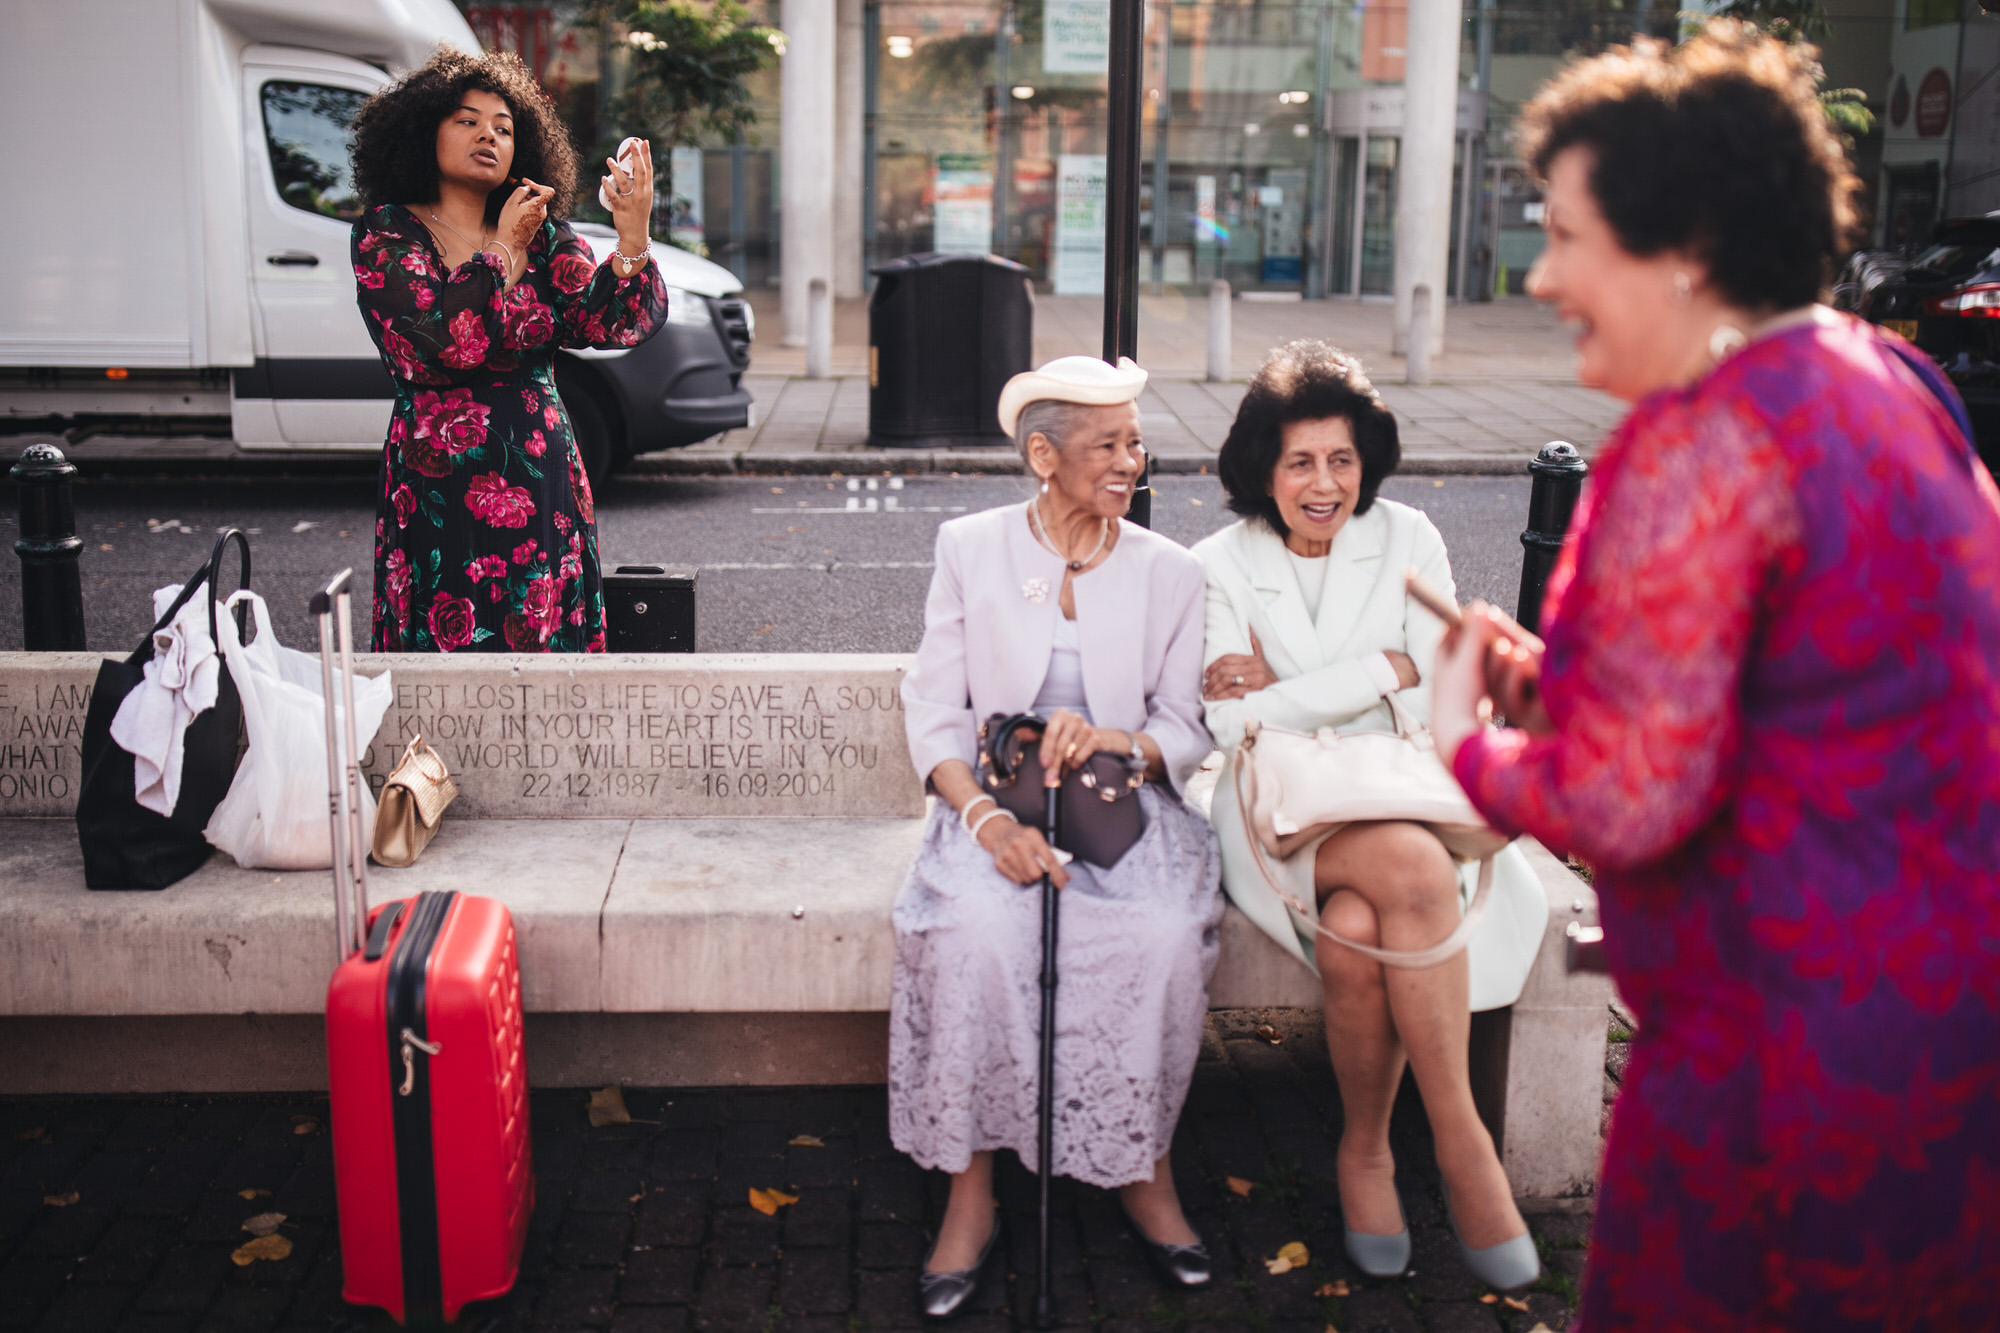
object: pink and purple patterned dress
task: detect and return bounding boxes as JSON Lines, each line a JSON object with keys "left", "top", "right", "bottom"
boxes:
{"left": 351, "top": 205, "right": 667, "bottom": 652}
{"left": 1454, "top": 315, "right": 2000, "bottom": 1331}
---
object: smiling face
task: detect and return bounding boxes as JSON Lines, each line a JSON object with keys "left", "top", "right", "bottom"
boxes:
{"left": 1034, "top": 402, "right": 1146, "bottom": 520}
{"left": 1526, "top": 146, "right": 1715, "bottom": 402}
{"left": 434, "top": 88, "right": 515, "bottom": 195}
{"left": 1267, "top": 416, "right": 1361, "bottom": 555}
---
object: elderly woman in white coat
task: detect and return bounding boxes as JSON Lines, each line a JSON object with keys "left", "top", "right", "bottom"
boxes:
{"left": 1193, "top": 342, "right": 1548, "bottom": 1292}
{"left": 892, "top": 356, "right": 1224, "bottom": 1320}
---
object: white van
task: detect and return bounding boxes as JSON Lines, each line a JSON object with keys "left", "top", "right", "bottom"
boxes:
{"left": 0, "top": 0, "right": 753, "bottom": 482}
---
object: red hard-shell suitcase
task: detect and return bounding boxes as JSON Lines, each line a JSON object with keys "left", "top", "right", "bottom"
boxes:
{"left": 313, "top": 570, "right": 533, "bottom": 1325}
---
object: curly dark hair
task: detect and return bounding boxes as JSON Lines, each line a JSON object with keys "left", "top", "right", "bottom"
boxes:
{"left": 1217, "top": 341, "right": 1400, "bottom": 537}
{"left": 349, "top": 46, "right": 578, "bottom": 226}
{"left": 1517, "top": 20, "right": 1862, "bottom": 311}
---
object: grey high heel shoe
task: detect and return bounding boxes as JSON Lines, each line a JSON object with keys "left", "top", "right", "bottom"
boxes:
{"left": 1442, "top": 1184, "right": 1540, "bottom": 1293}
{"left": 1340, "top": 1190, "right": 1410, "bottom": 1279}
{"left": 917, "top": 1213, "right": 1003, "bottom": 1321}
{"left": 1343, "top": 1224, "right": 1412, "bottom": 1279}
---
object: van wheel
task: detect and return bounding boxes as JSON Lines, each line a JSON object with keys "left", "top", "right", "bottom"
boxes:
{"left": 555, "top": 366, "right": 617, "bottom": 492}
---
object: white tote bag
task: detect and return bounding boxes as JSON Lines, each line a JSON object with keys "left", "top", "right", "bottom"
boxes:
{"left": 205, "top": 591, "right": 393, "bottom": 870}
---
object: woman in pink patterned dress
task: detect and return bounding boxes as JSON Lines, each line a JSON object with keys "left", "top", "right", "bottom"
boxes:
{"left": 348, "top": 49, "right": 667, "bottom": 652}
{"left": 1428, "top": 24, "right": 2000, "bottom": 1332}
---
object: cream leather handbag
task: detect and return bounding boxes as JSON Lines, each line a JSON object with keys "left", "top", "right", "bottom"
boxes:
{"left": 1231, "top": 695, "right": 1509, "bottom": 968}
{"left": 369, "top": 735, "right": 457, "bottom": 868}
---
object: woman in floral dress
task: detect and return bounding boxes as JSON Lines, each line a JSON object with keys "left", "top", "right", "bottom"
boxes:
{"left": 347, "top": 48, "right": 667, "bottom": 651}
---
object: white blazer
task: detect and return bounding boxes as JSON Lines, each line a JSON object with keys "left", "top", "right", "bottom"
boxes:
{"left": 901, "top": 502, "right": 1213, "bottom": 794}
{"left": 1190, "top": 502, "right": 1549, "bottom": 1011}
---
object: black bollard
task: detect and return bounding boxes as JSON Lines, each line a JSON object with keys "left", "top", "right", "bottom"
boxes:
{"left": 12, "top": 442, "right": 86, "bottom": 651}
{"left": 1515, "top": 441, "right": 1588, "bottom": 638}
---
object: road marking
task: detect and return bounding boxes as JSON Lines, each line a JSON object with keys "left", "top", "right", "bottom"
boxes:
{"left": 751, "top": 497, "right": 965, "bottom": 515}
{"left": 697, "top": 560, "right": 936, "bottom": 571}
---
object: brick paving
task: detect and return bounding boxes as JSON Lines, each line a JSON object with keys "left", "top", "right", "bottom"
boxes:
{"left": 0, "top": 1011, "right": 1598, "bottom": 1332}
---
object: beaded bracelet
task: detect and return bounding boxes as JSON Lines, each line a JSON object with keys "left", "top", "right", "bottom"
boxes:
{"left": 959, "top": 794, "right": 997, "bottom": 832}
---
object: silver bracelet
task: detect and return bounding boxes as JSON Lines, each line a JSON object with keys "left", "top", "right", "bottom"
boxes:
{"left": 966, "top": 805, "right": 1016, "bottom": 844}
{"left": 959, "top": 794, "right": 997, "bottom": 832}
{"left": 482, "top": 240, "right": 515, "bottom": 271}
{"left": 613, "top": 246, "right": 647, "bottom": 272}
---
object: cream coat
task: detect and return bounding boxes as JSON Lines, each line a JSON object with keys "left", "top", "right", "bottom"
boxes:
{"left": 1191, "top": 502, "right": 1548, "bottom": 1011}
{"left": 901, "top": 502, "right": 1213, "bottom": 794}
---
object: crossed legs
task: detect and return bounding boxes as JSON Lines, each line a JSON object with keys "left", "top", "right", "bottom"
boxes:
{"left": 1313, "top": 821, "right": 1526, "bottom": 1249}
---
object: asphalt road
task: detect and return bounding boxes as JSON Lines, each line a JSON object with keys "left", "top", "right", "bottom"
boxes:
{"left": 0, "top": 472, "right": 1536, "bottom": 654}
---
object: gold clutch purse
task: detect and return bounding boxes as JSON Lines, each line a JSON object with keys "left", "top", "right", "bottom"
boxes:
{"left": 370, "top": 735, "right": 458, "bottom": 868}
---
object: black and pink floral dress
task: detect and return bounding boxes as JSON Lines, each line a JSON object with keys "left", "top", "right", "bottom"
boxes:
{"left": 352, "top": 204, "right": 667, "bottom": 652}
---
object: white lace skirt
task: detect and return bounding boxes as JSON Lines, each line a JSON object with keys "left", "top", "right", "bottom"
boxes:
{"left": 888, "top": 784, "right": 1224, "bottom": 1189}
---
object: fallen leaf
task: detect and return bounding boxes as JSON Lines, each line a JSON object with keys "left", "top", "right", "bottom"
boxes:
{"left": 587, "top": 1085, "right": 632, "bottom": 1127}
{"left": 1225, "top": 1176, "right": 1255, "bottom": 1197}
{"left": 748, "top": 1187, "right": 799, "bottom": 1215}
{"left": 292, "top": 1120, "right": 318, "bottom": 1135}
{"left": 755, "top": 625, "right": 774, "bottom": 634}
{"left": 99, "top": 543, "right": 115, "bottom": 551}
{"left": 789, "top": 1134, "right": 825, "bottom": 1147}
{"left": 1190, "top": 497, "right": 1204, "bottom": 506}
{"left": 1480, "top": 1293, "right": 1499, "bottom": 1304}
{"left": 1254, "top": 1023, "right": 1282, "bottom": 1045}
{"left": 1264, "top": 1239, "right": 1309, "bottom": 1273}
{"left": 42, "top": 1192, "right": 78, "bottom": 1207}
{"left": 769, "top": 487, "right": 784, "bottom": 493}
{"left": 1315, "top": 1280, "right": 1350, "bottom": 1297}
{"left": 238, "top": 1188, "right": 271, "bottom": 1200}
{"left": 337, "top": 530, "right": 352, "bottom": 540}
{"left": 241, "top": 1212, "right": 286, "bottom": 1237}
{"left": 1433, "top": 479, "right": 1446, "bottom": 487}
{"left": 291, "top": 520, "right": 318, "bottom": 534}
{"left": 1503, "top": 1296, "right": 1531, "bottom": 1312}
{"left": 16, "top": 1127, "right": 44, "bottom": 1141}
{"left": 231, "top": 1234, "right": 294, "bottom": 1265}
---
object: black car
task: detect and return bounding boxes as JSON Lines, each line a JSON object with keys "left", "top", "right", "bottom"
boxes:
{"left": 1859, "top": 214, "right": 2000, "bottom": 472}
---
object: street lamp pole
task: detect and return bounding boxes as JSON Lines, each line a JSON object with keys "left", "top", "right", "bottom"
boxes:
{"left": 1103, "top": 0, "right": 1149, "bottom": 526}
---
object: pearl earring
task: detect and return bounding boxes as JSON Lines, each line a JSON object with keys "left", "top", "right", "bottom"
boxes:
{"left": 1708, "top": 324, "right": 1747, "bottom": 363}
{"left": 1673, "top": 271, "right": 1693, "bottom": 304}
{"left": 1040, "top": 478, "right": 1050, "bottom": 493}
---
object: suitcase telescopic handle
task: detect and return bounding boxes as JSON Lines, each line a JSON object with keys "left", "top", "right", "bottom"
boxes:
{"left": 313, "top": 568, "right": 371, "bottom": 962}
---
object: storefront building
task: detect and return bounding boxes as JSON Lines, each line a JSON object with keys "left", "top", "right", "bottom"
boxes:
{"left": 459, "top": 0, "right": 1929, "bottom": 314}
{"left": 1879, "top": 0, "right": 2000, "bottom": 243}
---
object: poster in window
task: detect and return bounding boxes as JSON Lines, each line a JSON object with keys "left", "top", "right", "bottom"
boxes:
{"left": 1044, "top": 0, "right": 1110, "bottom": 74}
{"left": 1055, "top": 154, "right": 1107, "bottom": 296}
{"left": 933, "top": 154, "right": 995, "bottom": 255}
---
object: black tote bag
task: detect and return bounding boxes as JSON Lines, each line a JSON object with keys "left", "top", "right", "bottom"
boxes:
{"left": 75, "top": 530, "right": 252, "bottom": 890}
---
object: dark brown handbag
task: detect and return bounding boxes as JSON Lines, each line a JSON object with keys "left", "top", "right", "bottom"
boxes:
{"left": 976, "top": 713, "right": 1146, "bottom": 868}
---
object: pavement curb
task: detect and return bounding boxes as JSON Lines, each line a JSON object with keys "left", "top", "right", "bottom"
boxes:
{"left": 9, "top": 440, "right": 1536, "bottom": 481}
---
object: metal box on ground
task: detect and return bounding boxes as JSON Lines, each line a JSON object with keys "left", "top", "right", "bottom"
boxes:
{"left": 868, "top": 253, "right": 1033, "bottom": 449}
{"left": 602, "top": 566, "right": 696, "bottom": 652}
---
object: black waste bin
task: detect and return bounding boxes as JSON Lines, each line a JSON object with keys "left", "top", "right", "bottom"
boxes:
{"left": 868, "top": 252, "right": 1033, "bottom": 449}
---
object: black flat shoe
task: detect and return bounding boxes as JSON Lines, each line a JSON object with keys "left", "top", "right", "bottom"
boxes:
{"left": 917, "top": 1213, "right": 1002, "bottom": 1321}
{"left": 1121, "top": 1202, "right": 1213, "bottom": 1289}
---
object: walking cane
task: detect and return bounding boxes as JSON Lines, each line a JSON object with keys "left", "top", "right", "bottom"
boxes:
{"left": 1033, "top": 778, "right": 1062, "bottom": 1329}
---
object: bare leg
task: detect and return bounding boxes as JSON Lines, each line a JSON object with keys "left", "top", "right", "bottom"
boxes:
{"left": 927, "top": 1150, "right": 997, "bottom": 1272}
{"left": 1119, "top": 1151, "right": 1199, "bottom": 1245}
{"left": 1314, "top": 888, "right": 1408, "bottom": 1237}
{"left": 1314, "top": 822, "right": 1526, "bottom": 1249}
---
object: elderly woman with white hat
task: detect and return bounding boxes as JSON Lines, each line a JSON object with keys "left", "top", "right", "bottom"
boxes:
{"left": 890, "top": 356, "right": 1224, "bottom": 1319}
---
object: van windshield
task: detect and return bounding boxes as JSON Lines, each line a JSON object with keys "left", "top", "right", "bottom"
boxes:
{"left": 262, "top": 81, "right": 369, "bottom": 221}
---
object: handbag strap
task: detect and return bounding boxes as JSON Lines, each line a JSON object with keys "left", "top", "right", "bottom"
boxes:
{"left": 139, "top": 528, "right": 252, "bottom": 659}
{"left": 1231, "top": 734, "right": 1494, "bottom": 969}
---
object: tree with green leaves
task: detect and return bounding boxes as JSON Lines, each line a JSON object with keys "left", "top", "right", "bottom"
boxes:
{"left": 1700, "top": 1, "right": 1877, "bottom": 140}
{"left": 587, "top": 0, "right": 779, "bottom": 240}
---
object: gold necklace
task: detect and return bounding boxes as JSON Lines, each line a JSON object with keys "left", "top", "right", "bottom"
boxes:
{"left": 1029, "top": 496, "right": 1110, "bottom": 572}
{"left": 427, "top": 208, "right": 489, "bottom": 257}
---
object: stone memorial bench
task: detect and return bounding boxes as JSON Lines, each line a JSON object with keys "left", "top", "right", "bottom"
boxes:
{"left": 0, "top": 651, "right": 1611, "bottom": 1204}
